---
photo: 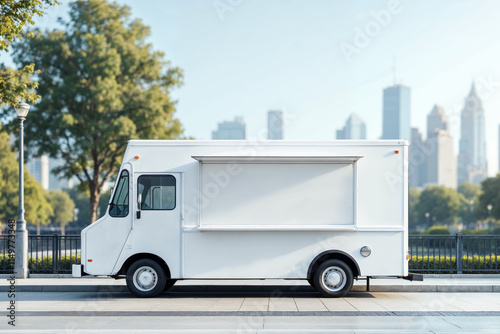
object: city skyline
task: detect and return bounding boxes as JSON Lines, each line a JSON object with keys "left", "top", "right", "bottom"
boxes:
{"left": 2, "top": 1, "right": 500, "bottom": 175}
{"left": 211, "top": 117, "right": 246, "bottom": 140}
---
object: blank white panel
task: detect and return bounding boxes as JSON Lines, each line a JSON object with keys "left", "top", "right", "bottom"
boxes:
{"left": 200, "top": 163, "right": 354, "bottom": 226}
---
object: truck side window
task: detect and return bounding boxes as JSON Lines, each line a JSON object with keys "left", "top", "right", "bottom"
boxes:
{"left": 138, "top": 175, "right": 176, "bottom": 210}
{"left": 109, "top": 170, "right": 129, "bottom": 217}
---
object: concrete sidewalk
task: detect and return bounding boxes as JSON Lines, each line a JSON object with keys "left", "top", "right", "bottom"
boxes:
{"left": 1, "top": 275, "right": 500, "bottom": 293}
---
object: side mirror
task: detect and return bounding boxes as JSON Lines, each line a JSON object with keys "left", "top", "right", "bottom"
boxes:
{"left": 136, "top": 194, "right": 142, "bottom": 219}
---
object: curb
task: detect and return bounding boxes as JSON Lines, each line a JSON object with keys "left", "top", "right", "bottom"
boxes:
{"left": 2, "top": 284, "right": 500, "bottom": 293}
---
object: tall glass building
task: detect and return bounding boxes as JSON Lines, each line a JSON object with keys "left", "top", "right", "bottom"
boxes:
{"left": 336, "top": 113, "right": 366, "bottom": 139}
{"left": 457, "top": 83, "right": 488, "bottom": 185}
{"left": 382, "top": 85, "right": 411, "bottom": 140}
{"left": 267, "top": 110, "right": 283, "bottom": 140}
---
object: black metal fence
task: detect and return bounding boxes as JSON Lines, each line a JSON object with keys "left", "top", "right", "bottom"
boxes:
{"left": 409, "top": 234, "right": 500, "bottom": 273}
{"left": 1, "top": 234, "right": 499, "bottom": 274}
{"left": 0, "top": 235, "right": 81, "bottom": 274}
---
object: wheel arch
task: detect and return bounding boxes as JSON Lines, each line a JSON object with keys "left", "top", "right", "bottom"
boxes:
{"left": 307, "top": 250, "right": 360, "bottom": 280}
{"left": 116, "top": 253, "right": 171, "bottom": 278}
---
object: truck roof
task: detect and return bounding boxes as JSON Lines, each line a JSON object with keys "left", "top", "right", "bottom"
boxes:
{"left": 127, "top": 139, "right": 409, "bottom": 147}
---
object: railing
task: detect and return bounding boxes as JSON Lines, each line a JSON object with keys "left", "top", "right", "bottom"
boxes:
{"left": 0, "top": 235, "right": 81, "bottom": 274}
{"left": 1, "top": 234, "right": 499, "bottom": 275}
{"left": 409, "top": 234, "right": 500, "bottom": 273}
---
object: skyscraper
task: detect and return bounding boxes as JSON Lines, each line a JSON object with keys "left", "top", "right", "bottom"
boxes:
{"left": 425, "top": 105, "right": 456, "bottom": 188}
{"left": 26, "top": 155, "right": 49, "bottom": 190}
{"left": 426, "top": 129, "right": 456, "bottom": 189}
{"left": 336, "top": 113, "right": 366, "bottom": 139}
{"left": 409, "top": 128, "right": 426, "bottom": 188}
{"left": 212, "top": 117, "right": 246, "bottom": 140}
{"left": 457, "top": 83, "right": 488, "bottom": 185}
{"left": 382, "top": 85, "right": 411, "bottom": 140}
{"left": 48, "top": 158, "right": 75, "bottom": 190}
{"left": 409, "top": 106, "right": 456, "bottom": 189}
{"left": 267, "top": 110, "right": 283, "bottom": 139}
{"left": 426, "top": 105, "right": 448, "bottom": 138}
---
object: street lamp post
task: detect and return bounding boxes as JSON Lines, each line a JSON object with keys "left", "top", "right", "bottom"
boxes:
{"left": 14, "top": 102, "right": 30, "bottom": 279}
{"left": 487, "top": 204, "right": 493, "bottom": 233}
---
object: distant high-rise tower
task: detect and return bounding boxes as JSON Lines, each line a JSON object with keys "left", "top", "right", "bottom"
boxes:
{"left": 212, "top": 117, "right": 246, "bottom": 140}
{"left": 409, "top": 128, "right": 426, "bottom": 188}
{"left": 426, "top": 105, "right": 448, "bottom": 138}
{"left": 336, "top": 113, "right": 366, "bottom": 139}
{"left": 425, "top": 105, "right": 456, "bottom": 189}
{"left": 26, "top": 155, "right": 49, "bottom": 190}
{"left": 382, "top": 85, "right": 411, "bottom": 140}
{"left": 48, "top": 158, "right": 75, "bottom": 190}
{"left": 267, "top": 110, "right": 283, "bottom": 139}
{"left": 457, "top": 83, "right": 488, "bottom": 185}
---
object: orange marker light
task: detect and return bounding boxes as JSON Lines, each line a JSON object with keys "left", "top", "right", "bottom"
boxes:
{"left": 88, "top": 259, "right": 93, "bottom": 262}
{"left": 407, "top": 255, "right": 411, "bottom": 260}
{"left": 134, "top": 156, "right": 140, "bottom": 160}
{"left": 395, "top": 150, "right": 399, "bottom": 154}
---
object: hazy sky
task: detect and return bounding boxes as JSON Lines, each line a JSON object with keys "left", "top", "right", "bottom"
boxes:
{"left": 3, "top": 0, "right": 500, "bottom": 174}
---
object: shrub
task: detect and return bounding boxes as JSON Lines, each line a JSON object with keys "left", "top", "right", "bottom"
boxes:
{"left": 409, "top": 255, "right": 500, "bottom": 273}
{"left": 0, "top": 254, "right": 80, "bottom": 273}
{"left": 425, "top": 226, "right": 450, "bottom": 235}
{"left": 461, "top": 229, "right": 489, "bottom": 235}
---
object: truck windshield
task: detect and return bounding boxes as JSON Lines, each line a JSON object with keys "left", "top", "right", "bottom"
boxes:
{"left": 109, "top": 170, "right": 129, "bottom": 217}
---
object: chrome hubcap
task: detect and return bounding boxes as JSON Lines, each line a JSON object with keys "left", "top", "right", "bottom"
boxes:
{"left": 133, "top": 266, "right": 157, "bottom": 291}
{"left": 321, "top": 266, "right": 346, "bottom": 292}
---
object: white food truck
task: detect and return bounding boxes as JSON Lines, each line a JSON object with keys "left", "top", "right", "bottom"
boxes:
{"left": 73, "top": 140, "right": 420, "bottom": 298}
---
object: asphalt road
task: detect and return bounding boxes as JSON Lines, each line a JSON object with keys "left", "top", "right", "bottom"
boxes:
{"left": 2, "top": 289, "right": 500, "bottom": 333}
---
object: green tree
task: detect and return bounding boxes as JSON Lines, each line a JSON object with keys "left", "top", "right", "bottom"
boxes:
{"left": 415, "top": 186, "right": 461, "bottom": 226}
{"left": 478, "top": 174, "right": 500, "bottom": 220}
{"left": 409, "top": 188, "right": 421, "bottom": 229}
{"left": 65, "top": 187, "right": 110, "bottom": 227}
{"left": 25, "top": 175, "right": 53, "bottom": 234}
{"left": 458, "top": 182, "right": 482, "bottom": 200}
{"left": 8, "top": 0, "right": 184, "bottom": 223}
{"left": 0, "top": 0, "right": 59, "bottom": 106}
{"left": 48, "top": 190, "right": 75, "bottom": 235}
{"left": 0, "top": 124, "right": 52, "bottom": 234}
{"left": 457, "top": 182, "right": 482, "bottom": 227}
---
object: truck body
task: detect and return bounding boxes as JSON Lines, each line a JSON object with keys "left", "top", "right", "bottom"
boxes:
{"left": 73, "top": 140, "right": 411, "bottom": 297}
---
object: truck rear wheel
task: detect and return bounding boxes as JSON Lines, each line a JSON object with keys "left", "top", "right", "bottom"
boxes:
{"left": 313, "top": 259, "right": 353, "bottom": 298}
{"left": 126, "top": 259, "right": 166, "bottom": 298}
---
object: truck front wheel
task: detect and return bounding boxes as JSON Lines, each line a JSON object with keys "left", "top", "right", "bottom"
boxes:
{"left": 313, "top": 259, "right": 353, "bottom": 297}
{"left": 126, "top": 259, "right": 166, "bottom": 298}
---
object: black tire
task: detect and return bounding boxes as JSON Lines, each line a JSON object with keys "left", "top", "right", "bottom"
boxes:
{"left": 126, "top": 259, "right": 166, "bottom": 298}
{"left": 163, "top": 279, "right": 177, "bottom": 292}
{"left": 313, "top": 259, "right": 353, "bottom": 298}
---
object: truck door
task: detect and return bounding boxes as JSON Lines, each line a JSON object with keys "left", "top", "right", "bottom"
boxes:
{"left": 130, "top": 173, "right": 182, "bottom": 278}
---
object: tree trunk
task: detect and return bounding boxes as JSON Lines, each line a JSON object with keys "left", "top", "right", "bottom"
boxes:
{"left": 36, "top": 223, "right": 40, "bottom": 235}
{"left": 61, "top": 224, "right": 65, "bottom": 236}
{"left": 89, "top": 185, "right": 101, "bottom": 224}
